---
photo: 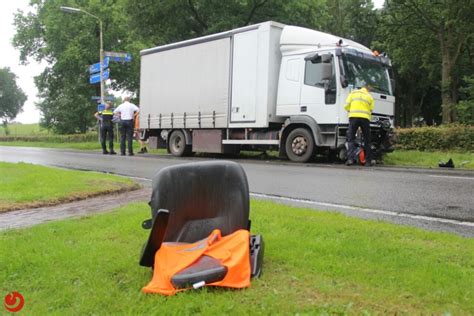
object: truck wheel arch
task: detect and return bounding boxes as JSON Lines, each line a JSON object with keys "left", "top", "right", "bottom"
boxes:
{"left": 279, "top": 116, "right": 323, "bottom": 158}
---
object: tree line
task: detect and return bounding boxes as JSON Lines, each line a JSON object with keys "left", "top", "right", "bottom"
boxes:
{"left": 10, "top": 0, "right": 474, "bottom": 133}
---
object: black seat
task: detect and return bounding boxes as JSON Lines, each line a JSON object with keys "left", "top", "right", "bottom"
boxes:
{"left": 139, "top": 161, "right": 263, "bottom": 287}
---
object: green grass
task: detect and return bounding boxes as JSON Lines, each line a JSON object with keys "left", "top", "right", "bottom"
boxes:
{"left": 1, "top": 201, "right": 472, "bottom": 314}
{"left": 0, "top": 162, "right": 139, "bottom": 211}
{"left": 0, "top": 140, "right": 166, "bottom": 153}
{"left": 0, "top": 141, "right": 103, "bottom": 150}
{"left": 0, "top": 123, "right": 50, "bottom": 136}
{"left": 384, "top": 150, "right": 474, "bottom": 169}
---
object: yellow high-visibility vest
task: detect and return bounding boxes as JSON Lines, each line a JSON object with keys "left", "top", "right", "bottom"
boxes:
{"left": 99, "top": 109, "right": 114, "bottom": 116}
{"left": 344, "top": 87, "right": 374, "bottom": 120}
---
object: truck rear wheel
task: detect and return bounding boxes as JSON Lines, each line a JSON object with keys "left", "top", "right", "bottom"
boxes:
{"left": 285, "top": 128, "right": 314, "bottom": 163}
{"left": 169, "top": 130, "right": 191, "bottom": 157}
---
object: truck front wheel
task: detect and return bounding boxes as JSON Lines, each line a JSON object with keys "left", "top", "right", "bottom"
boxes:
{"left": 285, "top": 128, "right": 315, "bottom": 163}
{"left": 168, "top": 130, "right": 191, "bottom": 157}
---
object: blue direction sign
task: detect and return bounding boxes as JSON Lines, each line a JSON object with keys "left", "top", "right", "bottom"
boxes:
{"left": 89, "top": 57, "right": 109, "bottom": 74}
{"left": 91, "top": 96, "right": 115, "bottom": 101}
{"left": 104, "top": 51, "right": 131, "bottom": 62}
{"left": 97, "top": 104, "right": 105, "bottom": 111}
{"left": 89, "top": 68, "right": 110, "bottom": 84}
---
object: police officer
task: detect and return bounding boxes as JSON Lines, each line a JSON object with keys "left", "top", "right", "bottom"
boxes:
{"left": 344, "top": 84, "right": 375, "bottom": 166}
{"left": 94, "top": 101, "right": 116, "bottom": 155}
{"left": 114, "top": 96, "right": 139, "bottom": 156}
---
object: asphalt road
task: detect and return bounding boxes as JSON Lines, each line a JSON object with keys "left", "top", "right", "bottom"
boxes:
{"left": 1, "top": 146, "right": 473, "bottom": 236}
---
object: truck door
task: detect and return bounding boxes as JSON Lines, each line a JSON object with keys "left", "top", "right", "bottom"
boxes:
{"left": 299, "top": 54, "right": 337, "bottom": 124}
{"left": 231, "top": 31, "right": 258, "bottom": 122}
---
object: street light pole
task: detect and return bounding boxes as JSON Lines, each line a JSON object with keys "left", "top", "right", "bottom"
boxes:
{"left": 99, "top": 19, "right": 104, "bottom": 106}
{"left": 60, "top": 6, "right": 105, "bottom": 105}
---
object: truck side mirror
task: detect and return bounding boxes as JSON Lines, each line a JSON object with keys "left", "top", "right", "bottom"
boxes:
{"left": 390, "top": 78, "right": 396, "bottom": 92}
{"left": 321, "top": 53, "right": 332, "bottom": 63}
{"left": 320, "top": 63, "right": 332, "bottom": 81}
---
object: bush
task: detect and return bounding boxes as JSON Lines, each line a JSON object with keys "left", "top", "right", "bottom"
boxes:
{"left": 0, "top": 132, "right": 98, "bottom": 143}
{"left": 395, "top": 125, "right": 473, "bottom": 152}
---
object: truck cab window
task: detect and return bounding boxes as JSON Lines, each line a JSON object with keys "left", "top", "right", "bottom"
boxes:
{"left": 341, "top": 53, "right": 392, "bottom": 95}
{"left": 304, "top": 57, "right": 336, "bottom": 104}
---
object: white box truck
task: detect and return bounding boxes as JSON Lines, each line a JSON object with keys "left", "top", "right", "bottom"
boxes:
{"left": 139, "top": 21, "right": 395, "bottom": 162}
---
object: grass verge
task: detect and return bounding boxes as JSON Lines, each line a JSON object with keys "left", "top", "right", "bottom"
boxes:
{"left": 0, "top": 123, "right": 50, "bottom": 136}
{"left": 384, "top": 150, "right": 474, "bottom": 169}
{"left": 0, "top": 141, "right": 167, "bottom": 154}
{"left": 0, "top": 162, "right": 140, "bottom": 212}
{"left": 0, "top": 141, "right": 103, "bottom": 150}
{"left": 1, "top": 201, "right": 472, "bottom": 314}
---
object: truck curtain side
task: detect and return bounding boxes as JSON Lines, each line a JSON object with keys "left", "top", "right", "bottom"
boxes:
{"left": 140, "top": 22, "right": 284, "bottom": 130}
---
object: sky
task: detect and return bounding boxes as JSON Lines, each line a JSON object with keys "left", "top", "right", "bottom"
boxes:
{"left": 1, "top": 0, "right": 44, "bottom": 124}
{"left": 1, "top": 0, "right": 385, "bottom": 124}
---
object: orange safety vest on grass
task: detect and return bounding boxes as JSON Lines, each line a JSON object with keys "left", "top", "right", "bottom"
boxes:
{"left": 142, "top": 229, "right": 251, "bottom": 296}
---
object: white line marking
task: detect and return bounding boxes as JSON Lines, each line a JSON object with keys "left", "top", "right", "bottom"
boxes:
{"left": 250, "top": 193, "right": 474, "bottom": 228}
{"left": 429, "top": 175, "right": 474, "bottom": 181}
{"left": 126, "top": 176, "right": 152, "bottom": 182}
{"left": 122, "top": 175, "right": 473, "bottom": 228}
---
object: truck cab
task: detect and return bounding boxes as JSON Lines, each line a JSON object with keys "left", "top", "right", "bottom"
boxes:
{"left": 276, "top": 26, "right": 395, "bottom": 162}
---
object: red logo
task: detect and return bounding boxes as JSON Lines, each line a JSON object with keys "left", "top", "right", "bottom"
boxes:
{"left": 4, "top": 292, "right": 25, "bottom": 313}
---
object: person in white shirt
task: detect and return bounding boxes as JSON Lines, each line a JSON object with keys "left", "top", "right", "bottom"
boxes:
{"left": 113, "top": 96, "right": 139, "bottom": 156}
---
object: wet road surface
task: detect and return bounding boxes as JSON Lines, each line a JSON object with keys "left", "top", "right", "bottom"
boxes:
{"left": 1, "top": 146, "right": 473, "bottom": 236}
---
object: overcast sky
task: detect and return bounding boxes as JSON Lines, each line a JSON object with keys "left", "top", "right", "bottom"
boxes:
{"left": 1, "top": 0, "right": 45, "bottom": 123}
{"left": 1, "top": 0, "right": 385, "bottom": 124}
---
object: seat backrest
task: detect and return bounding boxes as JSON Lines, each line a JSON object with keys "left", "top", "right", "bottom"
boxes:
{"left": 150, "top": 161, "right": 250, "bottom": 243}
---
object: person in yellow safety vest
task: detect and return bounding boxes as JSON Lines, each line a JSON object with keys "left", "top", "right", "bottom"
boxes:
{"left": 94, "top": 101, "right": 116, "bottom": 155}
{"left": 344, "top": 85, "right": 375, "bottom": 166}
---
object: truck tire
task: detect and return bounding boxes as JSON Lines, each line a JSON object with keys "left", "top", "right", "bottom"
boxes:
{"left": 285, "top": 128, "right": 314, "bottom": 163}
{"left": 169, "top": 130, "right": 191, "bottom": 157}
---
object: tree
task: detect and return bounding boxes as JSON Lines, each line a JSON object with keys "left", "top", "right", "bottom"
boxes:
{"left": 0, "top": 67, "right": 27, "bottom": 134}
{"left": 325, "top": 0, "right": 378, "bottom": 47}
{"left": 13, "top": 0, "right": 137, "bottom": 133}
{"left": 375, "top": 4, "right": 442, "bottom": 126}
{"left": 125, "top": 0, "right": 334, "bottom": 45}
{"left": 384, "top": 0, "right": 474, "bottom": 124}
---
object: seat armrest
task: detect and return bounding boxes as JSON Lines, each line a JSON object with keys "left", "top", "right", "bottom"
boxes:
{"left": 139, "top": 209, "right": 169, "bottom": 267}
{"left": 171, "top": 255, "right": 228, "bottom": 289}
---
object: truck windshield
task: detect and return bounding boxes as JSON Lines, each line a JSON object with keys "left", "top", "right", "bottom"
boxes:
{"left": 341, "top": 54, "right": 392, "bottom": 95}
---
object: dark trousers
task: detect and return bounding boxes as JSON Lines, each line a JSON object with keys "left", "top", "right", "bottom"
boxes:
{"left": 347, "top": 117, "right": 372, "bottom": 161}
{"left": 100, "top": 124, "right": 114, "bottom": 153}
{"left": 119, "top": 120, "right": 134, "bottom": 154}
